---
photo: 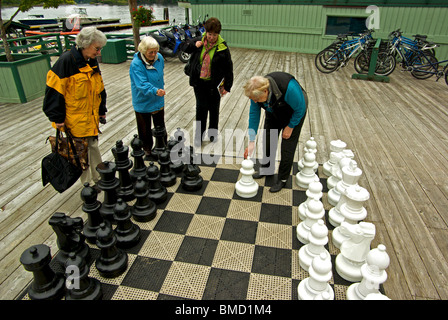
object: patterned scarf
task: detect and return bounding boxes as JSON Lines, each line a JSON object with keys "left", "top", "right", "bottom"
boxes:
{"left": 200, "top": 38, "right": 217, "bottom": 79}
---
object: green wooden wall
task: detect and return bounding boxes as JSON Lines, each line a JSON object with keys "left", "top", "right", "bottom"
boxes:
{"left": 190, "top": 4, "right": 448, "bottom": 59}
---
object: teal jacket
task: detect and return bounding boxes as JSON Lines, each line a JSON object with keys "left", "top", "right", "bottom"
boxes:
{"left": 129, "top": 52, "right": 165, "bottom": 113}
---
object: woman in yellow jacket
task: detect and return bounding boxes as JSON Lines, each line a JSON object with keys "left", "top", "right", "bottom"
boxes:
{"left": 43, "top": 27, "right": 108, "bottom": 192}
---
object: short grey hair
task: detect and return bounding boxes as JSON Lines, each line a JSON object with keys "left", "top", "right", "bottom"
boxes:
{"left": 244, "top": 76, "right": 270, "bottom": 100}
{"left": 75, "top": 27, "right": 107, "bottom": 49}
{"left": 138, "top": 36, "right": 159, "bottom": 54}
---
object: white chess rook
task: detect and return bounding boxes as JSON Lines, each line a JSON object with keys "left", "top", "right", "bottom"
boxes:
{"left": 298, "top": 251, "right": 334, "bottom": 300}
{"left": 347, "top": 244, "right": 390, "bottom": 300}
{"left": 298, "top": 176, "right": 322, "bottom": 221}
{"left": 296, "top": 196, "right": 325, "bottom": 244}
{"left": 235, "top": 157, "right": 259, "bottom": 198}
{"left": 323, "top": 139, "right": 347, "bottom": 176}
{"left": 335, "top": 222, "right": 376, "bottom": 282}
{"left": 295, "top": 152, "right": 318, "bottom": 189}
{"left": 332, "top": 185, "right": 370, "bottom": 248}
{"left": 298, "top": 219, "right": 329, "bottom": 272}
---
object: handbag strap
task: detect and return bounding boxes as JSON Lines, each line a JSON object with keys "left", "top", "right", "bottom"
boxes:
{"left": 57, "top": 127, "right": 83, "bottom": 169}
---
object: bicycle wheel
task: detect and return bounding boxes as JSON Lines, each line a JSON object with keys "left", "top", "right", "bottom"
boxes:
{"left": 375, "top": 52, "right": 396, "bottom": 76}
{"left": 354, "top": 51, "right": 370, "bottom": 74}
{"left": 315, "top": 48, "right": 340, "bottom": 73}
{"left": 410, "top": 52, "right": 438, "bottom": 79}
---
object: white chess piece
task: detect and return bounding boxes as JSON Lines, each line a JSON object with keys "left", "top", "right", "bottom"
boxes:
{"left": 347, "top": 244, "right": 390, "bottom": 300}
{"left": 335, "top": 222, "right": 376, "bottom": 282}
{"left": 327, "top": 150, "right": 354, "bottom": 190}
{"left": 328, "top": 160, "right": 362, "bottom": 207}
{"left": 298, "top": 137, "right": 318, "bottom": 172}
{"left": 295, "top": 152, "right": 319, "bottom": 189}
{"left": 298, "top": 251, "right": 334, "bottom": 300}
{"left": 298, "top": 176, "right": 322, "bottom": 221}
{"left": 235, "top": 157, "right": 258, "bottom": 198}
{"left": 298, "top": 219, "right": 329, "bottom": 272}
{"left": 332, "top": 185, "right": 370, "bottom": 248}
{"left": 323, "top": 139, "right": 347, "bottom": 176}
{"left": 296, "top": 196, "right": 325, "bottom": 244}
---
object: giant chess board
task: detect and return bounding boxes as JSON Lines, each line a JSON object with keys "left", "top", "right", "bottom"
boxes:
{"left": 19, "top": 154, "right": 385, "bottom": 301}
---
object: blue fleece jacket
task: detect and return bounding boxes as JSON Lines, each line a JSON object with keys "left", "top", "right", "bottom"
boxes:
{"left": 130, "top": 52, "right": 165, "bottom": 113}
{"left": 248, "top": 78, "right": 306, "bottom": 141}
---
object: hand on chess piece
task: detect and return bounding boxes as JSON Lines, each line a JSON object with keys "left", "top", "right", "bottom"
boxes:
{"left": 244, "top": 141, "right": 255, "bottom": 159}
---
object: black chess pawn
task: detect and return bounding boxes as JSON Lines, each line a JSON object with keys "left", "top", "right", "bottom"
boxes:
{"left": 131, "top": 177, "right": 157, "bottom": 222}
{"left": 96, "top": 161, "right": 120, "bottom": 223}
{"left": 129, "top": 134, "right": 147, "bottom": 183}
{"left": 112, "top": 140, "right": 135, "bottom": 202}
{"left": 114, "top": 198, "right": 141, "bottom": 248}
{"left": 168, "top": 137, "right": 185, "bottom": 175}
{"left": 181, "top": 151, "right": 203, "bottom": 191}
{"left": 81, "top": 182, "right": 106, "bottom": 244}
{"left": 20, "top": 244, "right": 65, "bottom": 300}
{"left": 158, "top": 148, "right": 177, "bottom": 187}
{"left": 151, "top": 126, "right": 168, "bottom": 160}
{"left": 95, "top": 222, "right": 128, "bottom": 278}
{"left": 48, "top": 212, "right": 90, "bottom": 266}
{"left": 146, "top": 162, "right": 168, "bottom": 204}
{"left": 65, "top": 252, "right": 103, "bottom": 300}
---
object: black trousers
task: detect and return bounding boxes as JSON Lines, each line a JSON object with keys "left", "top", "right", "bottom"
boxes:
{"left": 135, "top": 109, "right": 166, "bottom": 154}
{"left": 193, "top": 80, "right": 221, "bottom": 142}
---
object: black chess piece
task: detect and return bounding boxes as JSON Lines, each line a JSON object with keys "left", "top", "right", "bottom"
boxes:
{"left": 48, "top": 212, "right": 90, "bottom": 266}
{"left": 20, "top": 244, "right": 65, "bottom": 300}
{"left": 131, "top": 177, "right": 157, "bottom": 222}
{"left": 95, "top": 222, "right": 128, "bottom": 278}
{"left": 114, "top": 198, "right": 141, "bottom": 248}
{"left": 112, "top": 140, "right": 135, "bottom": 202}
{"left": 129, "top": 134, "right": 147, "bottom": 183}
{"left": 81, "top": 182, "right": 105, "bottom": 244}
{"left": 181, "top": 152, "right": 203, "bottom": 191}
{"left": 167, "top": 137, "right": 185, "bottom": 175}
{"left": 96, "top": 161, "right": 120, "bottom": 223}
{"left": 151, "top": 126, "right": 167, "bottom": 160}
{"left": 65, "top": 252, "right": 103, "bottom": 300}
{"left": 146, "top": 162, "right": 168, "bottom": 204}
{"left": 158, "top": 148, "right": 177, "bottom": 187}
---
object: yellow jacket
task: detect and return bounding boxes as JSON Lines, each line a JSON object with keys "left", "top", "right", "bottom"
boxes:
{"left": 43, "top": 46, "right": 107, "bottom": 137}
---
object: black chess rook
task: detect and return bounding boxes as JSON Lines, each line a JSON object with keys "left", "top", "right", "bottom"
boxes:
{"left": 20, "top": 244, "right": 65, "bottom": 300}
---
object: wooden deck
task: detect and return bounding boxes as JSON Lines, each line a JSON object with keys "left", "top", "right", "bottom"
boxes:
{"left": 1, "top": 47, "right": 448, "bottom": 300}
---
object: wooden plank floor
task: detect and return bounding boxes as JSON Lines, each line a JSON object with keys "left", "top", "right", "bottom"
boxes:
{"left": 1, "top": 47, "right": 448, "bottom": 300}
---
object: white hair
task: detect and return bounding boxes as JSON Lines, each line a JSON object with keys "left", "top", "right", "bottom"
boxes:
{"left": 243, "top": 76, "right": 270, "bottom": 100}
{"left": 75, "top": 27, "right": 107, "bottom": 49}
{"left": 138, "top": 36, "right": 160, "bottom": 54}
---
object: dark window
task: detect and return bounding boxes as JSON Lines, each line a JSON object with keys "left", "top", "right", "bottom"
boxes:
{"left": 325, "top": 16, "right": 367, "bottom": 36}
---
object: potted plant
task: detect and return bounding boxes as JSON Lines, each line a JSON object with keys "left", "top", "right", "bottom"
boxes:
{"left": 0, "top": 0, "right": 73, "bottom": 103}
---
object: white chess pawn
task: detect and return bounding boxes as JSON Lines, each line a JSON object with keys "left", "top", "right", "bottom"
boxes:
{"left": 298, "top": 251, "right": 334, "bottom": 300}
{"left": 335, "top": 222, "right": 376, "bottom": 282}
{"left": 298, "top": 176, "right": 322, "bottom": 221}
{"left": 295, "top": 152, "right": 318, "bottom": 189}
{"left": 323, "top": 139, "right": 347, "bottom": 176}
{"left": 332, "top": 185, "right": 370, "bottom": 248}
{"left": 347, "top": 244, "right": 390, "bottom": 300}
{"left": 296, "top": 196, "right": 325, "bottom": 244}
{"left": 328, "top": 160, "right": 362, "bottom": 207}
{"left": 235, "top": 157, "right": 258, "bottom": 198}
{"left": 298, "top": 219, "right": 329, "bottom": 272}
{"left": 298, "top": 137, "right": 318, "bottom": 172}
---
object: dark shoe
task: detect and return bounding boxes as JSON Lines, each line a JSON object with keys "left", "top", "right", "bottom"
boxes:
{"left": 253, "top": 170, "right": 274, "bottom": 179}
{"left": 269, "top": 180, "right": 286, "bottom": 193}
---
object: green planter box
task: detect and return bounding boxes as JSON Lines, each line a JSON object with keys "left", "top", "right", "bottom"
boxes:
{"left": 101, "top": 39, "right": 127, "bottom": 64}
{"left": 0, "top": 53, "right": 51, "bottom": 104}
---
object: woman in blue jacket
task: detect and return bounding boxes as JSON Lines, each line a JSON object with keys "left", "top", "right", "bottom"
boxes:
{"left": 130, "top": 36, "right": 166, "bottom": 160}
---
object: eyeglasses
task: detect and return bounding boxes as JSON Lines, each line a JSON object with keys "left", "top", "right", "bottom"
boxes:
{"left": 94, "top": 46, "right": 102, "bottom": 52}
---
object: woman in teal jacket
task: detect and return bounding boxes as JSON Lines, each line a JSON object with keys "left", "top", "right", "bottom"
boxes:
{"left": 130, "top": 36, "right": 166, "bottom": 160}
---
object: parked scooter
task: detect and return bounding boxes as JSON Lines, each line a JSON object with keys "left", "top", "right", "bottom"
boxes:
{"left": 148, "top": 20, "right": 190, "bottom": 63}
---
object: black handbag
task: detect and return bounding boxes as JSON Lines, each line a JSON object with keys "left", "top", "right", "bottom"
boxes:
{"left": 42, "top": 128, "right": 83, "bottom": 193}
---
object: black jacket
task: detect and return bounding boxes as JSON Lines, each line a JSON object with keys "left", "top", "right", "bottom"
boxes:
{"left": 183, "top": 35, "right": 234, "bottom": 92}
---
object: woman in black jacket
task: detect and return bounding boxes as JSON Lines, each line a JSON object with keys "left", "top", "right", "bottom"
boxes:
{"left": 183, "top": 17, "right": 234, "bottom": 147}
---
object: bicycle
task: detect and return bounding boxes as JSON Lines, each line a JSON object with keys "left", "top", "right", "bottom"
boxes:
{"left": 405, "top": 57, "right": 448, "bottom": 86}
{"left": 315, "top": 30, "right": 373, "bottom": 74}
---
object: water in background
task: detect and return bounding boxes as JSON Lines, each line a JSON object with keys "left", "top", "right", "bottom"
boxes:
{"left": 2, "top": 4, "right": 189, "bottom": 25}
